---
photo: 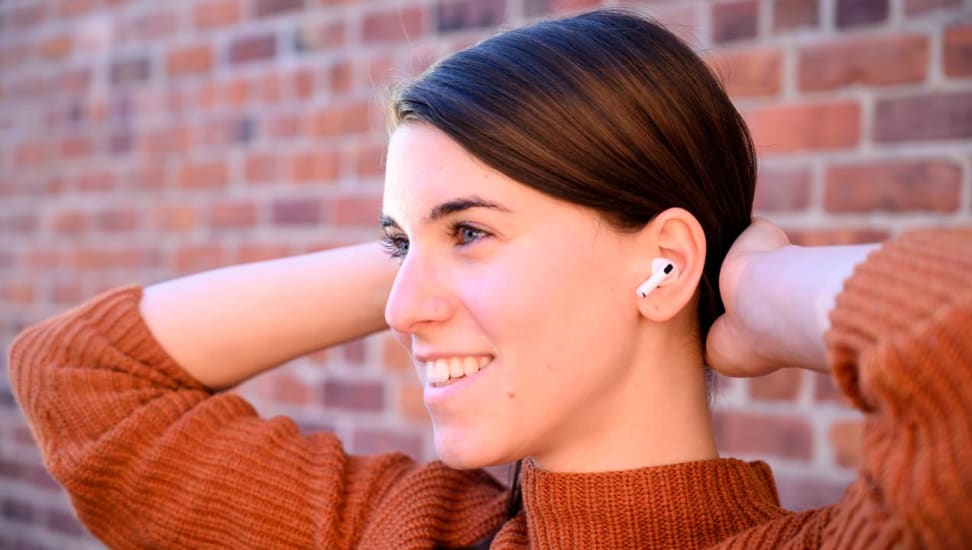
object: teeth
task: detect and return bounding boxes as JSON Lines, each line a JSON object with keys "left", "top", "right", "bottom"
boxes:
{"left": 425, "top": 356, "right": 491, "bottom": 385}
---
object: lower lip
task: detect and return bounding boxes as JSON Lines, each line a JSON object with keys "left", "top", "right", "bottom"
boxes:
{"left": 424, "top": 360, "right": 494, "bottom": 405}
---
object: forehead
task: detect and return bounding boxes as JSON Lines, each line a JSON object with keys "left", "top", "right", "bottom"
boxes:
{"left": 383, "top": 124, "right": 514, "bottom": 224}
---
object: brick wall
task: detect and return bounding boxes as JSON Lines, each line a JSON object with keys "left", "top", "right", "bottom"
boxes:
{"left": 1, "top": 0, "right": 970, "bottom": 547}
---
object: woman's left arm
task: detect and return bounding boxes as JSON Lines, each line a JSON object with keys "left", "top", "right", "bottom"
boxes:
{"left": 709, "top": 224, "right": 972, "bottom": 547}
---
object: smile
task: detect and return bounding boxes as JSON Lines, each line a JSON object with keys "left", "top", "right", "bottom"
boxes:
{"left": 425, "top": 356, "right": 492, "bottom": 387}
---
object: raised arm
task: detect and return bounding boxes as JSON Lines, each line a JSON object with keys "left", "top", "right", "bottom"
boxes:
{"left": 141, "top": 241, "right": 396, "bottom": 390}
{"left": 8, "top": 243, "right": 506, "bottom": 548}
{"left": 709, "top": 222, "right": 972, "bottom": 547}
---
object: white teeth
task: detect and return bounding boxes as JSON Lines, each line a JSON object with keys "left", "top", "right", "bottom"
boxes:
{"left": 462, "top": 357, "right": 479, "bottom": 377}
{"left": 424, "top": 356, "right": 491, "bottom": 385}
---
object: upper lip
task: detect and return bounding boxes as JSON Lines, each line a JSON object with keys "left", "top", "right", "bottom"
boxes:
{"left": 413, "top": 351, "right": 493, "bottom": 362}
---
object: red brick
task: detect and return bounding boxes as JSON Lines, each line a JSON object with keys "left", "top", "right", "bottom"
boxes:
{"left": 1, "top": 283, "right": 36, "bottom": 305}
{"left": 825, "top": 160, "right": 961, "bottom": 213}
{"left": 712, "top": 0, "right": 758, "bottom": 44}
{"left": 59, "top": 137, "right": 94, "bottom": 158}
{"left": 835, "top": 0, "right": 887, "bottom": 27}
{"left": 119, "top": 10, "right": 180, "bottom": 42}
{"left": 754, "top": 166, "right": 812, "bottom": 211}
{"left": 714, "top": 411, "right": 814, "bottom": 460}
{"left": 140, "top": 127, "right": 192, "bottom": 155}
{"left": 178, "top": 161, "right": 228, "bottom": 188}
{"left": 525, "top": 0, "right": 601, "bottom": 17}
{"left": 296, "top": 19, "right": 346, "bottom": 51}
{"left": 77, "top": 172, "right": 116, "bottom": 192}
{"left": 9, "top": 4, "right": 46, "bottom": 27}
{"left": 436, "top": 0, "right": 506, "bottom": 33}
{"left": 174, "top": 244, "right": 226, "bottom": 273}
{"left": 228, "top": 34, "right": 277, "bottom": 64}
{"left": 874, "top": 92, "right": 972, "bottom": 143}
{"left": 289, "top": 150, "right": 340, "bottom": 182}
{"left": 329, "top": 60, "right": 354, "bottom": 95}
{"left": 829, "top": 419, "right": 863, "bottom": 468}
{"left": 166, "top": 44, "right": 213, "bottom": 76}
{"left": 352, "top": 427, "right": 423, "bottom": 457}
{"left": 53, "top": 211, "right": 90, "bottom": 235}
{"left": 265, "top": 112, "right": 302, "bottom": 139}
{"left": 46, "top": 508, "right": 86, "bottom": 537}
{"left": 194, "top": 0, "right": 242, "bottom": 29}
{"left": 70, "top": 248, "right": 160, "bottom": 270}
{"left": 294, "top": 69, "right": 314, "bottom": 98}
{"left": 211, "top": 201, "right": 258, "bottom": 228}
{"left": 322, "top": 379, "right": 385, "bottom": 411}
{"left": 708, "top": 47, "right": 782, "bottom": 98}
{"left": 15, "top": 143, "right": 48, "bottom": 167}
{"left": 269, "top": 372, "right": 310, "bottom": 405}
{"left": 245, "top": 153, "right": 278, "bottom": 182}
{"left": 353, "top": 142, "right": 387, "bottom": 178}
{"left": 749, "top": 368, "right": 804, "bottom": 401}
{"left": 383, "top": 335, "right": 412, "bottom": 371}
{"left": 95, "top": 209, "right": 139, "bottom": 232}
{"left": 52, "top": 283, "right": 83, "bottom": 305}
{"left": 55, "top": 0, "right": 95, "bottom": 18}
{"left": 798, "top": 34, "right": 928, "bottom": 91}
{"left": 773, "top": 0, "right": 818, "bottom": 31}
{"left": 904, "top": 0, "right": 961, "bottom": 14}
{"left": 361, "top": 7, "right": 425, "bottom": 44}
{"left": 25, "top": 249, "right": 61, "bottom": 269}
{"left": 237, "top": 243, "right": 291, "bottom": 263}
{"left": 0, "top": 213, "right": 37, "bottom": 233}
{"left": 38, "top": 35, "right": 73, "bottom": 59}
{"left": 255, "top": 0, "right": 305, "bottom": 17}
{"left": 787, "top": 228, "right": 889, "bottom": 246}
{"left": 331, "top": 195, "right": 383, "bottom": 227}
{"left": 944, "top": 23, "right": 972, "bottom": 78}
{"left": 110, "top": 56, "right": 151, "bottom": 85}
{"left": 745, "top": 101, "right": 860, "bottom": 154}
{"left": 272, "top": 198, "right": 321, "bottom": 225}
{"left": 775, "top": 476, "right": 851, "bottom": 511}
{"left": 313, "top": 101, "right": 372, "bottom": 137}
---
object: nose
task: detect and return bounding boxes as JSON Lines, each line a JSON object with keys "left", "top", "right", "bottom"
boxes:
{"left": 384, "top": 252, "right": 455, "bottom": 335}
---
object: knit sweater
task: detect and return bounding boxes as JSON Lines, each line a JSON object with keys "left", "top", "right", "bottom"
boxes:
{"left": 8, "top": 230, "right": 972, "bottom": 549}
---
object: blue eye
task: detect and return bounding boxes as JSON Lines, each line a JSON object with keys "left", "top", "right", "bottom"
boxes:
{"left": 380, "top": 235, "right": 409, "bottom": 259}
{"left": 453, "top": 223, "right": 488, "bottom": 246}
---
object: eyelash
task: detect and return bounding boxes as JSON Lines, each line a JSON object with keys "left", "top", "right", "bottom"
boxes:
{"left": 380, "top": 222, "right": 489, "bottom": 260}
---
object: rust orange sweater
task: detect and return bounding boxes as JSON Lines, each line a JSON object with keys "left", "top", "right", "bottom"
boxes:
{"left": 8, "top": 230, "right": 972, "bottom": 549}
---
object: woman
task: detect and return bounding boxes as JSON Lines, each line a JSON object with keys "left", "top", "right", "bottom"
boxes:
{"left": 9, "top": 9, "right": 972, "bottom": 549}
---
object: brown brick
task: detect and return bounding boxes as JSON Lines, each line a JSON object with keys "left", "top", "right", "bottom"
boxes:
{"left": 289, "top": 150, "right": 340, "bottom": 182}
{"left": 362, "top": 7, "right": 425, "bottom": 44}
{"left": 194, "top": 0, "right": 242, "bottom": 29}
{"left": 272, "top": 198, "right": 321, "bottom": 225}
{"left": 787, "top": 227, "right": 889, "bottom": 246}
{"left": 749, "top": 368, "right": 804, "bottom": 401}
{"left": 712, "top": 0, "right": 758, "bottom": 43}
{"left": 945, "top": 23, "right": 972, "bottom": 78}
{"left": 255, "top": 0, "right": 305, "bottom": 17}
{"left": 211, "top": 201, "right": 258, "bottom": 228}
{"left": 228, "top": 34, "right": 277, "bottom": 64}
{"left": 798, "top": 34, "right": 928, "bottom": 91}
{"left": 331, "top": 195, "right": 383, "bottom": 227}
{"left": 713, "top": 411, "right": 814, "bottom": 460}
{"left": 773, "top": 0, "right": 818, "bottom": 31}
{"left": 754, "top": 166, "right": 812, "bottom": 211}
{"left": 178, "top": 161, "right": 228, "bottom": 188}
{"left": 166, "top": 44, "right": 213, "bottom": 76}
{"left": 904, "top": 0, "right": 961, "bottom": 14}
{"left": 745, "top": 101, "right": 860, "bottom": 155}
{"left": 835, "top": 0, "right": 887, "bottom": 27}
{"left": 708, "top": 47, "right": 782, "bottom": 97}
{"left": 829, "top": 419, "right": 863, "bottom": 468}
{"left": 352, "top": 427, "right": 423, "bottom": 457}
{"left": 437, "top": 0, "right": 506, "bottom": 33}
{"left": 323, "top": 379, "right": 385, "bottom": 411}
{"left": 825, "top": 160, "right": 960, "bottom": 213}
{"left": 110, "top": 56, "right": 151, "bottom": 85}
{"left": 875, "top": 92, "right": 972, "bottom": 143}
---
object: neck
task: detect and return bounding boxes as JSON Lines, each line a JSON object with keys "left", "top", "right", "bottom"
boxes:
{"left": 532, "top": 326, "right": 718, "bottom": 473}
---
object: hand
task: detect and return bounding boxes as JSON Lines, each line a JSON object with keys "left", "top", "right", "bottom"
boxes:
{"left": 704, "top": 218, "right": 791, "bottom": 377}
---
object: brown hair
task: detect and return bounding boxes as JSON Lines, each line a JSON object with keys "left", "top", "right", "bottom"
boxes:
{"left": 389, "top": 9, "right": 756, "bottom": 544}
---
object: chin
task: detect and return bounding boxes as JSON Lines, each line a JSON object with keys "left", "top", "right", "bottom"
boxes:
{"left": 433, "top": 425, "right": 511, "bottom": 470}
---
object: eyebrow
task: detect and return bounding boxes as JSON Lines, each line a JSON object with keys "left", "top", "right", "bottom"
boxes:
{"left": 380, "top": 196, "right": 510, "bottom": 230}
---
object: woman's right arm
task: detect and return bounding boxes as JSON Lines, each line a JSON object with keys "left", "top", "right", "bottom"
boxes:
{"left": 8, "top": 243, "right": 507, "bottom": 549}
{"left": 140, "top": 241, "right": 397, "bottom": 390}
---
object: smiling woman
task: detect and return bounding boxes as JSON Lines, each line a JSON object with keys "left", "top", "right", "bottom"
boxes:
{"left": 8, "top": 8, "right": 972, "bottom": 550}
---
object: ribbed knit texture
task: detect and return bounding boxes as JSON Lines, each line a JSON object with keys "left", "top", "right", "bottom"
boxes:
{"left": 8, "top": 229, "right": 972, "bottom": 549}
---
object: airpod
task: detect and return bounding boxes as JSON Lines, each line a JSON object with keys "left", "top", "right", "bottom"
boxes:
{"left": 636, "top": 258, "right": 677, "bottom": 298}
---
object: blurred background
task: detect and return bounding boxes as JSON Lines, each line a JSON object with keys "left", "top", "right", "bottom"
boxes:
{"left": 1, "top": 0, "right": 970, "bottom": 547}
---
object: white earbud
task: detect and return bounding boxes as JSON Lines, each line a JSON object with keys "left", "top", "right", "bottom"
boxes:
{"left": 635, "top": 258, "right": 678, "bottom": 298}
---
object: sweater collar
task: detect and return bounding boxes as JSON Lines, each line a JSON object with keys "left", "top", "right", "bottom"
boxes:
{"left": 518, "top": 457, "right": 785, "bottom": 549}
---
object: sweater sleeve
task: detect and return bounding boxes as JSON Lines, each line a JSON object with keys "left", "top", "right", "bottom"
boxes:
{"left": 7, "top": 285, "right": 505, "bottom": 549}
{"left": 820, "top": 229, "right": 972, "bottom": 548}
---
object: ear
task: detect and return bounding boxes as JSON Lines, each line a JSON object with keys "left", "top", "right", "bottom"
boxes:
{"left": 633, "top": 207, "right": 706, "bottom": 323}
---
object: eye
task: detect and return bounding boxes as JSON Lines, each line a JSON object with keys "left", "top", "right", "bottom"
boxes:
{"left": 380, "top": 234, "right": 410, "bottom": 259}
{"left": 451, "top": 223, "right": 488, "bottom": 247}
